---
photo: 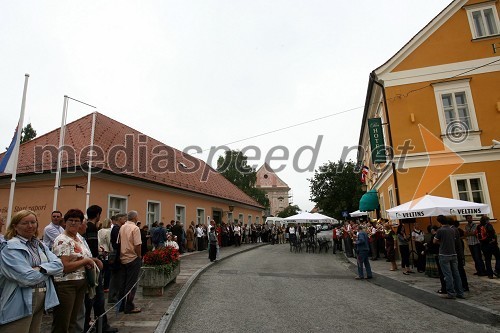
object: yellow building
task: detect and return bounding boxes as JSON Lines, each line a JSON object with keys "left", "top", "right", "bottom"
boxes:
{"left": 0, "top": 112, "right": 264, "bottom": 231}
{"left": 358, "top": 0, "right": 500, "bottom": 231}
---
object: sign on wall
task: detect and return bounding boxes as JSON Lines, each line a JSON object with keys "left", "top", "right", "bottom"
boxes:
{"left": 368, "top": 118, "right": 387, "bottom": 164}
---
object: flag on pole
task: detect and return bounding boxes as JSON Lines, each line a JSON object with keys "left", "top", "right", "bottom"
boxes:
{"left": 361, "top": 165, "right": 369, "bottom": 183}
{"left": 0, "top": 124, "right": 21, "bottom": 174}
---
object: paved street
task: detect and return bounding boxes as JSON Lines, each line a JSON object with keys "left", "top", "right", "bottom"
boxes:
{"left": 169, "top": 244, "right": 499, "bottom": 333}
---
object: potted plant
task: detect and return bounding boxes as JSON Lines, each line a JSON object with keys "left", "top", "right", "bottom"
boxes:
{"left": 140, "top": 246, "right": 181, "bottom": 296}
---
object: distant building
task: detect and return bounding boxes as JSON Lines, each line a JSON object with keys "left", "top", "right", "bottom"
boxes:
{"left": 255, "top": 163, "right": 291, "bottom": 216}
{"left": 0, "top": 112, "right": 264, "bottom": 230}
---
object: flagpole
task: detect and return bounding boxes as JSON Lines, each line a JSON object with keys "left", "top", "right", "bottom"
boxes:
{"left": 85, "top": 111, "right": 97, "bottom": 210}
{"left": 6, "top": 74, "right": 29, "bottom": 228}
{"left": 53, "top": 95, "right": 68, "bottom": 212}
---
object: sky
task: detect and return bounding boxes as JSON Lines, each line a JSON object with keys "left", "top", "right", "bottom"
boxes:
{"left": 0, "top": 0, "right": 452, "bottom": 212}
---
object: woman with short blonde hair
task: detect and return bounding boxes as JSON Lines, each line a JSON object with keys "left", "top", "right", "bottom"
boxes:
{"left": 0, "top": 210, "right": 63, "bottom": 332}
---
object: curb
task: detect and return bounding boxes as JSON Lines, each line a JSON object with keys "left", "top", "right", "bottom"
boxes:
{"left": 342, "top": 252, "right": 500, "bottom": 325}
{"left": 154, "top": 243, "right": 268, "bottom": 333}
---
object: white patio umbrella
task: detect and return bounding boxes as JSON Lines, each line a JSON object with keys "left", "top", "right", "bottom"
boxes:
{"left": 349, "top": 210, "right": 368, "bottom": 217}
{"left": 386, "top": 195, "right": 490, "bottom": 220}
{"left": 283, "top": 212, "right": 324, "bottom": 223}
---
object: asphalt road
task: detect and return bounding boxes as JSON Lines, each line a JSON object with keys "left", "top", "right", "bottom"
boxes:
{"left": 169, "top": 244, "right": 498, "bottom": 333}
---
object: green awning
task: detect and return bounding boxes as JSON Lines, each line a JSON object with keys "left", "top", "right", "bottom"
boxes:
{"left": 359, "top": 189, "right": 379, "bottom": 211}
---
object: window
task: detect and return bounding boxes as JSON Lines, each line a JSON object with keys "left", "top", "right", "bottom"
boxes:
{"left": 466, "top": 4, "right": 500, "bottom": 39}
{"left": 441, "top": 92, "right": 471, "bottom": 129}
{"left": 433, "top": 80, "right": 480, "bottom": 148}
{"left": 388, "top": 186, "right": 395, "bottom": 209}
{"left": 255, "top": 216, "right": 260, "bottom": 224}
{"left": 238, "top": 213, "right": 244, "bottom": 223}
{"left": 457, "top": 178, "right": 484, "bottom": 203}
{"left": 248, "top": 215, "right": 252, "bottom": 224}
{"left": 175, "top": 205, "right": 186, "bottom": 224}
{"left": 196, "top": 208, "right": 205, "bottom": 225}
{"left": 450, "top": 173, "right": 492, "bottom": 218}
{"left": 108, "top": 195, "right": 127, "bottom": 218}
{"left": 146, "top": 201, "right": 160, "bottom": 227}
{"left": 227, "top": 212, "right": 233, "bottom": 223}
{"left": 379, "top": 194, "right": 386, "bottom": 219}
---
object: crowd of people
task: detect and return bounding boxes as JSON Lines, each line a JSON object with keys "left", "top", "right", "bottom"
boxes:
{"left": 0, "top": 206, "right": 146, "bottom": 333}
{"left": 337, "top": 215, "right": 499, "bottom": 299}
{"left": 1, "top": 208, "right": 498, "bottom": 332}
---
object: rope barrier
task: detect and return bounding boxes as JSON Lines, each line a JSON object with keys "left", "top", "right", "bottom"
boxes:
{"left": 85, "top": 269, "right": 145, "bottom": 333}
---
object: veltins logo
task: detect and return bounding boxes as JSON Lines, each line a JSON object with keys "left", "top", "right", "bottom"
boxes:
{"left": 449, "top": 208, "right": 482, "bottom": 215}
{"left": 395, "top": 211, "right": 425, "bottom": 219}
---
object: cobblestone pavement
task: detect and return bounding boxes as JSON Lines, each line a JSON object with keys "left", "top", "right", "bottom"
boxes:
{"left": 342, "top": 251, "right": 500, "bottom": 315}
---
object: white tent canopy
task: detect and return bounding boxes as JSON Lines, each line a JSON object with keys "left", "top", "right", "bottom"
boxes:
{"left": 386, "top": 195, "right": 490, "bottom": 220}
{"left": 313, "top": 213, "right": 339, "bottom": 224}
{"left": 349, "top": 210, "right": 368, "bottom": 217}
{"left": 284, "top": 212, "right": 326, "bottom": 224}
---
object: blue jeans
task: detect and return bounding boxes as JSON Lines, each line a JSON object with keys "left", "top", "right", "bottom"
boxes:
{"left": 357, "top": 251, "right": 373, "bottom": 278}
{"left": 439, "top": 255, "right": 463, "bottom": 297}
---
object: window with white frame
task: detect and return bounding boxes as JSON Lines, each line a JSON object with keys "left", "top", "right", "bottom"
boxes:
{"left": 255, "top": 216, "right": 260, "bottom": 224}
{"left": 196, "top": 208, "right": 205, "bottom": 225}
{"left": 380, "top": 194, "right": 386, "bottom": 218}
{"left": 108, "top": 195, "right": 127, "bottom": 218}
{"left": 147, "top": 201, "right": 160, "bottom": 227}
{"left": 238, "top": 213, "right": 244, "bottom": 223}
{"left": 466, "top": 3, "right": 500, "bottom": 39}
{"left": 433, "top": 80, "right": 479, "bottom": 136}
{"left": 248, "top": 215, "right": 252, "bottom": 224}
{"left": 388, "top": 186, "right": 395, "bottom": 209}
{"left": 175, "top": 205, "right": 186, "bottom": 224}
{"left": 227, "top": 212, "right": 233, "bottom": 223}
{"left": 450, "top": 173, "right": 492, "bottom": 217}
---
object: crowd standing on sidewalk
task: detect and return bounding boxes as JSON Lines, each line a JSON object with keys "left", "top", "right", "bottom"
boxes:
{"left": 334, "top": 214, "right": 499, "bottom": 300}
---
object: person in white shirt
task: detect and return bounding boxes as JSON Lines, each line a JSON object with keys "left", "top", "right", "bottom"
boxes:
{"left": 43, "top": 210, "right": 64, "bottom": 250}
{"left": 233, "top": 224, "right": 241, "bottom": 247}
{"left": 166, "top": 233, "right": 179, "bottom": 250}
{"left": 196, "top": 224, "right": 204, "bottom": 251}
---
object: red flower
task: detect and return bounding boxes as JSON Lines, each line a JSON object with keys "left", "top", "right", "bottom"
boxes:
{"left": 143, "top": 246, "right": 180, "bottom": 267}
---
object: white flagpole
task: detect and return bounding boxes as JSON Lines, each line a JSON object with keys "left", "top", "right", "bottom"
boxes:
{"left": 6, "top": 74, "right": 29, "bottom": 228}
{"left": 85, "top": 111, "right": 97, "bottom": 210}
{"left": 53, "top": 95, "right": 69, "bottom": 212}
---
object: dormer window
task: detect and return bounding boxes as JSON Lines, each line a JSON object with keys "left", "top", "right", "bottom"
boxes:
{"left": 465, "top": 3, "right": 500, "bottom": 39}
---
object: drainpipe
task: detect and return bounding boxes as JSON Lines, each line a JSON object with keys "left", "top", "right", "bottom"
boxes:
{"left": 370, "top": 72, "right": 401, "bottom": 206}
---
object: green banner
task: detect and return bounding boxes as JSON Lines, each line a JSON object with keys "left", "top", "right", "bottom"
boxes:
{"left": 368, "top": 118, "right": 386, "bottom": 163}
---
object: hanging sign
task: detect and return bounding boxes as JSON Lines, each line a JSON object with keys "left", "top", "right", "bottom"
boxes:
{"left": 368, "top": 118, "right": 387, "bottom": 163}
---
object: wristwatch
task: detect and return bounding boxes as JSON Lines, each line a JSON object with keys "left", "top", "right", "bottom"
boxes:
{"left": 39, "top": 266, "right": 47, "bottom": 274}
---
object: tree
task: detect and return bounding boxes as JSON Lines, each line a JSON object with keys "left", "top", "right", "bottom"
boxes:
{"left": 21, "top": 123, "right": 37, "bottom": 143}
{"left": 276, "top": 204, "right": 301, "bottom": 218}
{"left": 217, "top": 150, "right": 269, "bottom": 209}
{"left": 308, "top": 160, "right": 364, "bottom": 220}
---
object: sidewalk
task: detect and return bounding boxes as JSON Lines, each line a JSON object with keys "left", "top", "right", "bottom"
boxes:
{"left": 343, "top": 252, "right": 500, "bottom": 316}
{"left": 40, "top": 243, "right": 266, "bottom": 333}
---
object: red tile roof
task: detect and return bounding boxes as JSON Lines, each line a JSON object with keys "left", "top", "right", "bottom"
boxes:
{"left": 0, "top": 112, "right": 263, "bottom": 208}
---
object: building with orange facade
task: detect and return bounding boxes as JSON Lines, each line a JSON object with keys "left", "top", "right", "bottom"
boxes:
{"left": 358, "top": 0, "right": 500, "bottom": 231}
{"left": 0, "top": 112, "right": 264, "bottom": 231}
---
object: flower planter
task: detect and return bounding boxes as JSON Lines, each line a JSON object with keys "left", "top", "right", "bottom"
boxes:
{"left": 140, "top": 263, "right": 180, "bottom": 296}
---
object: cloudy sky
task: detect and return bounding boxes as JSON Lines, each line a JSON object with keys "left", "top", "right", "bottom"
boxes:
{"left": 0, "top": 0, "right": 452, "bottom": 211}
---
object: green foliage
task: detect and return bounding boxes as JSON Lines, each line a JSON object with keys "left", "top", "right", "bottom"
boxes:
{"left": 276, "top": 204, "right": 301, "bottom": 218}
{"left": 308, "top": 160, "right": 363, "bottom": 220}
{"left": 21, "top": 123, "right": 37, "bottom": 143}
{"left": 217, "top": 150, "right": 269, "bottom": 208}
